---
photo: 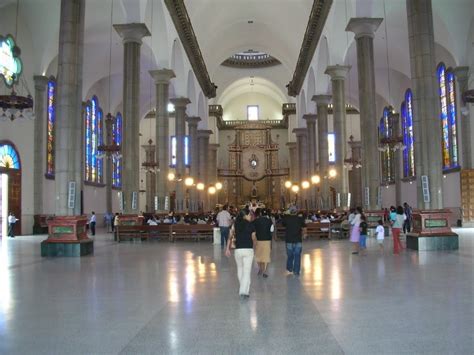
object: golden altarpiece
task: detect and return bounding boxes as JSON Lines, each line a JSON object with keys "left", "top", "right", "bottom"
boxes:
{"left": 218, "top": 123, "right": 289, "bottom": 209}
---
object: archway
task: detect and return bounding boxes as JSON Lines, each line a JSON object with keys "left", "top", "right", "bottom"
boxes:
{"left": 0, "top": 142, "right": 22, "bottom": 237}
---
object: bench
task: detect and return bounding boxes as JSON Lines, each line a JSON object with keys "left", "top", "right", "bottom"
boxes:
{"left": 170, "top": 224, "right": 213, "bottom": 242}
{"left": 306, "top": 222, "right": 331, "bottom": 239}
{"left": 117, "top": 225, "right": 147, "bottom": 241}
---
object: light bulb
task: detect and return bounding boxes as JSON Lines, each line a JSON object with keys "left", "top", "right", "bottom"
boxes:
{"left": 184, "top": 177, "right": 194, "bottom": 186}
{"left": 167, "top": 172, "right": 175, "bottom": 181}
{"left": 291, "top": 185, "right": 299, "bottom": 193}
{"left": 284, "top": 180, "right": 292, "bottom": 189}
{"left": 311, "top": 175, "right": 320, "bottom": 184}
{"left": 215, "top": 182, "right": 223, "bottom": 190}
{"left": 302, "top": 181, "right": 310, "bottom": 189}
{"left": 196, "top": 182, "right": 205, "bottom": 190}
{"left": 329, "top": 169, "right": 337, "bottom": 178}
{"left": 208, "top": 186, "right": 216, "bottom": 194}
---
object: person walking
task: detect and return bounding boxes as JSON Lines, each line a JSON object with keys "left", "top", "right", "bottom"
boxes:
{"left": 391, "top": 206, "right": 405, "bottom": 255}
{"left": 253, "top": 209, "right": 273, "bottom": 278}
{"left": 359, "top": 214, "right": 368, "bottom": 255}
{"left": 403, "top": 202, "right": 412, "bottom": 234}
{"left": 225, "top": 207, "right": 256, "bottom": 299}
{"left": 90, "top": 211, "right": 96, "bottom": 236}
{"left": 216, "top": 204, "right": 233, "bottom": 249}
{"left": 376, "top": 219, "right": 385, "bottom": 254}
{"left": 350, "top": 207, "right": 363, "bottom": 254}
{"left": 7, "top": 212, "right": 18, "bottom": 238}
{"left": 282, "top": 206, "right": 306, "bottom": 276}
{"left": 113, "top": 213, "right": 120, "bottom": 241}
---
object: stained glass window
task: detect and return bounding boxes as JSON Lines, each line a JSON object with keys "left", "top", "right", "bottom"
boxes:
{"left": 328, "top": 133, "right": 335, "bottom": 163}
{"left": 84, "top": 96, "right": 104, "bottom": 183}
{"left": 402, "top": 89, "right": 415, "bottom": 178}
{"left": 379, "top": 107, "right": 395, "bottom": 184}
{"left": 437, "top": 63, "right": 459, "bottom": 171}
{"left": 46, "top": 77, "right": 56, "bottom": 176}
{"left": 0, "top": 144, "right": 20, "bottom": 169}
{"left": 170, "top": 136, "right": 190, "bottom": 167}
{"left": 112, "top": 112, "right": 122, "bottom": 188}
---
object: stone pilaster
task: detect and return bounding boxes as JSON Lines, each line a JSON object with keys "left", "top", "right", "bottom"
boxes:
{"left": 55, "top": 0, "right": 85, "bottom": 215}
{"left": 197, "top": 130, "right": 213, "bottom": 211}
{"left": 170, "top": 97, "right": 191, "bottom": 210}
{"left": 208, "top": 143, "right": 220, "bottom": 210}
{"left": 293, "top": 128, "right": 308, "bottom": 209}
{"left": 454, "top": 66, "right": 471, "bottom": 168}
{"left": 348, "top": 138, "right": 363, "bottom": 207}
{"left": 286, "top": 142, "right": 298, "bottom": 182}
{"left": 33, "top": 75, "right": 49, "bottom": 216}
{"left": 149, "top": 69, "right": 175, "bottom": 212}
{"left": 325, "top": 65, "right": 350, "bottom": 208}
{"left": 114, "top": 23, "right": 150, "bottom": 213}
{"left": 312, "top": 95, "right": 332, "bottom": 210}
{"left": 303, "top": 114, "right": 317, "bottom": 208}
{"left": 186, "top": 116, "right": 201, "bottom": 211}
{"left": 406, "top": 1, "right": 443, "bottom": 209}
{"left": 346, "top": 18, "right": 383, "bottom": 210}
{"left": 141, "top": 142, "right": 156, "bottom": 212}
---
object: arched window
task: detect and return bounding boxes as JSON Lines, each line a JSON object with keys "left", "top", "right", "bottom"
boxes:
{"left": 379, "top": 106, "right": 395, "bottom": 184}
{"left": 84, "top": 96, "right": 104, "bottom": 183}
{"left": 112, "top": 112, "right": 122, "bottom": 188}
{"left": 170, "top": 136, "right": 190, "bottom": 167}
{"left": 437, "top": 63, "right": 459, "bottom": 171}
{"left": 46, "top": 77, "right": 56, "bottom": 177}
{"left": 401, "top": 89, "right": 415, "bottom": 178}
{"left": 0, "top": 144, "right": 20, "bottom": 169}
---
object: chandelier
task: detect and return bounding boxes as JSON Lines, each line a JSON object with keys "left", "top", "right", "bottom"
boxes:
{"left": 344, "top": 135, "right": 362, "bottom": 169}
{"left": 141, "top": 139, "right": 158, "bottom": 173}
{"left": 97, "top": 113, "right": 121, "bottom": 158}
{"left": 0, "top": 87, "right": 34, "bottom": 121}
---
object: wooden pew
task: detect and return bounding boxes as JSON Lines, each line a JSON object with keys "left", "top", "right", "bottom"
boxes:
{"left": 305, "top": 222, "right": 331, "bottom": 239}
{"left": 170, "top": 224, "right": 213, "bottom": 242}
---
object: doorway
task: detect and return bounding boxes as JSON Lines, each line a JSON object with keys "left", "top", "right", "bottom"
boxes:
{"left": 0, "top": 142, "right": 22, "bottom": 236}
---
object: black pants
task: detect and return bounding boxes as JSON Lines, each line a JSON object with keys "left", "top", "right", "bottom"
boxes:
{"left": 8, "top": 223, "right": 15, "bottom": 237}
{"left": 90, "top": 222, "right": 96, "bottom": 236}
{"left": 403, "top": 219, "right": 411, "bottom": 233}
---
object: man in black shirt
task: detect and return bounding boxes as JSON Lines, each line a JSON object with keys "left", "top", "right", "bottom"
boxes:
{"left": 282, "top": 206, "right": 306, "bottom": 275}
{"left": 253, "top": 209, "right": 273, "bottom": 277}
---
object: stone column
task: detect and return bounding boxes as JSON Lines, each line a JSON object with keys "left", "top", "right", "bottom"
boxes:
{"left": 142, "top": 141, "right": 156, "bottom": 212}
{"left": 293, "top": 128, "right": 308, "bottom": 209}
{"left": 114, "top": 23, "right": 150, "bottom": 213}
{"left": 149, "top": 69, "right": 175, "bottom": 212}
{"left": 392, "top": 114, "right": 402, "bottom": 206}
{"left": 103, "top": 114, "right": 115, "bottom": 214}
{"left": 286, "top": 142, "right": 298, "bottom": 182}
{"left": 170, "top": 97, "right": 190, "bottom": 211}
{"left": 406, "top": 1, "right": 443, "bottom": 209}
{"left": 346, "top": 18, "right": 383, "bottom": 210}
{"left": 312, "top": 95, "right": 332, "bottom": 210}
{"left": 454, "top": 66, "right": 471, "bottom": 168}
{"left": 208, "top": 143, "right": 220, "bottom": 209}
{"left": 303, "top": 114, "right": 317, "bottom": 209}
{"left": 186, "top": 116, "right": 201, "bottom": 211}
{"left": 197, "top": 130, "right": 213, "bottom": 211}
{"left": 348, "top": 137, "right": 363, "bottom": 207}
{"left": 33, "top": 75, "right": 49, "bottom": 216}
{"left": 55, "top": 0, "right": 85, "bottom": 216}
{"left": 325, "top": 66, "right": 350, "bottom": 209}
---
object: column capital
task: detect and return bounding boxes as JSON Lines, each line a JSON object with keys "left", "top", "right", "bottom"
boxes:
{"left": 345, "top": 17, "right": 383, "bottom": 39}
{"left": 170, "top": 97, "right": 191, "bottom": 108}
{"left": 286, "top": 142, "right": 297, "bottom": 148}
{"left": 149, "top": 69, "right": 176, "bottom": 84}
{"left": 209, "top": 143, "right": 220, "bottom": 151}
{"left": 186, "top": 116, "right": 201, "bottom": 127}
{"left": 293, "top": 128, "right": 308, "bottom": 138}
{"left": 33, "top": 75, "right": 49, "bottom": 90}
{"left": 325, "top": 65, "right": 351, "bottom": 80}
{"left": 197, "top": 129, "right": 213, "bottom": 139}
{"left": 312, "top": 94, "right": 332, "bottom": 105}
{"left": 114, "top": 23, "right": 151, "bottom": 44}
{"left": 302, "top": 114, "right": 318, "bottom": 123}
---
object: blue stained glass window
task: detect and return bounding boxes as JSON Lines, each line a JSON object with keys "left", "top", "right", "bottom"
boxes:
{"left": 46, "top": 77, "right": 56, "bottom": 176}
{"left": 437, "top": 63, "right": 459, "bottom": 171}
{"left": 0, "top": 144, "right": 20, "bottom": 169}
{"left": 379, "top": 107, "right": 395, "bottom": 184}
{"left": 402, "top": 89, "right": 415, "bottom": 178}
{"left": 84, "top": 96, "right": 104, "bottom": 183}
{"left": 112, "top": 112, "right": 122, "bottom": 188}
{"left": 170, "top": 136, "right": 190, "bottom": 167}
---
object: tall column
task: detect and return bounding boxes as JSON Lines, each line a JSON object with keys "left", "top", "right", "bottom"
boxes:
{"left": 325, "top": 66, "right": 350, "bottom": 209}
{"left": 312, "top": 95, "right": 332, "bottom": 210}
{"left": 170, "top": 97, "right": 191, "bottom": 211}
{"left": 454, "top": 66, "right": 471, "bottom": 168}
{"left": 103, "top": 114, "right": 115, "bottom": 214}
{"left": 114, "top": 23, "right": 150, "bottom": 213}
{"left": 186, "top": 116, "right": 201, "bottom": 211}
{"left": 142, "top": 141, "right": 156, "bottom": 212}
{"left": 33, "top": 75, "right": 49, "bottom": 216}
{"left": 392, "top": 114, "right": 402, "bottom": 206}
{"left": 346, "top": 18, "right": 383, "bottom": 210}
{"left": 293, "top": 128, "right": 308, "bottom": 209}
{"left": 348, "top": 137, "right": 363, "bottom": 207}
{"left": 406, "top": 1, "right": 443, "bottom": 209}
{"left": 303, "top": 114, "right": 317, "bottom": 209}
{"left": 197, "top": 130, "right": 213, "bottom": 211}
{"left": 286, "top": 142, "right": 298, "bottom": 182}
{"left": 55, "top": 0, "right": 85, "bottom": 216}
{"left": 209, "top": 143, "right": 219, "bottom": 209}
{"left": 149, "top": 69, "right": 175, "bottom": 212}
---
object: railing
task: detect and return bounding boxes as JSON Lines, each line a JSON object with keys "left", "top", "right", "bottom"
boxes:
{"left": 282, "top": 103, "right": 296, "bottom": 116}
{"left": 218, "top": 168, "right": 289, "bottom": 177}
{"left": 216, "top": 116, "right": 288, "bottom": 130}
{"left": 208, "top": 104, "right": 223, "bottom": 118}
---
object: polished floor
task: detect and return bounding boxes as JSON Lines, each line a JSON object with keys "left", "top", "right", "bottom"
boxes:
{"left": 0, "top": 229, "right": 473, "bottom": 355}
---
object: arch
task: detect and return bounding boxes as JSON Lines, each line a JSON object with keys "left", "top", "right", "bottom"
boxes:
{"left": 170, "top": 39, "right": 186, "bottom": 96}
{"left": 186, "top": 70, "right": 197, "bottom": 115}
{"left": 150, "top": 0, "right": 170, "bottom": 67}
{"left": 0, "top": 142, "right": 21, "bottom": 170}
{"left": 197, "top": 92, "right": 206, "bottom": 120}
{"left": 315, "top": 36, "right": 330, "bottom": 94}
{"left": 306, "top": 67, "right": 316, "bottom": 111}
{"left": 298, "top": 89, "right": 307, "bottom": 127}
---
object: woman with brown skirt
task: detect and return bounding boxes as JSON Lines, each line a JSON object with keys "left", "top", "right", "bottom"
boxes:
{"left": 253, "top": 209, "right": 274, "bottom": 278}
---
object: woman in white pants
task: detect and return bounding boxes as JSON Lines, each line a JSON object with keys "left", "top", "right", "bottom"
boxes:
{"left": 226, "top": 207, "right": 257, "bottom": 299}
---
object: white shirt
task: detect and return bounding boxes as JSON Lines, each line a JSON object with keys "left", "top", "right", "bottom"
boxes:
{"left": 90, "top": 214, "right": 96, "bottom": 223}
{"left": 376, "top": 225, "right": 385, "bottom": 240}
{"left": 216, "top": 210, "right": 232, "bottom": 227}
{"left": 8, "top": 215, "right": 16, "bottom": 224}
{"left": 147, "top": 219, "right": 158, "bottom": 226}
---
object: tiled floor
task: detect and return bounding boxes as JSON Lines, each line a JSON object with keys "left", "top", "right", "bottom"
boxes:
{"left": 0, "top": 229, "right": 473, "bottom": 354}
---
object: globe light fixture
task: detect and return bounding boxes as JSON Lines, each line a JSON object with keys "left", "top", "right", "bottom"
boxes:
{"left": 215, "top": 182, "right": 223, "bottom": 190}
{"left": 311, "top": 175, "right": 321, "bottom": 184}
{"left": 167, "top": 172, "right": 175, "bottom": 181}
{"left": 184, "top": 177, "right": 194, "bottom": 186}
{"left": 329, "top": 169, "right": 337, "bottom": 178}
{"left": 196, "top": 182, "right": 205, "bottom": 190}
{"left": 291, "top": 185, "right": 300, "bottom": 193}
{"left": 208, "top": 186, "right": 217, "bottom": 194}
{"left": 284, "top": 180, "right": 292, "bottom": 189}
{"left": 301, "top": 180, "right": 310, "bottom": 189}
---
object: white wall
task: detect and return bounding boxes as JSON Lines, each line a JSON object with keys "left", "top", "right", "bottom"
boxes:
{"left": 222, "top": 92, "right": 282, "bottom": 121}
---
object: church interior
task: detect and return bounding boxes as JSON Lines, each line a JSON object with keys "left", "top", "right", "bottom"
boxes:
{"left": 0, "top": 0, "right": 473, "bottom": 353}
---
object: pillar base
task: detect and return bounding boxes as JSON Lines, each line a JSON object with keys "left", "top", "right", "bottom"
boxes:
{"left": 41, "top": 239, "right": 94, "bottom": 257}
